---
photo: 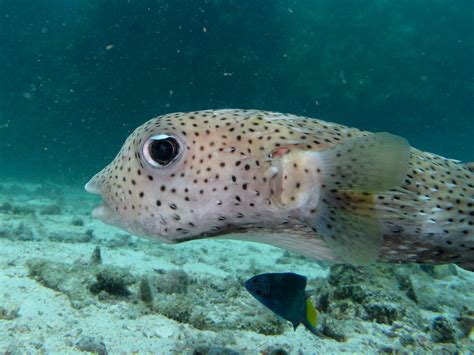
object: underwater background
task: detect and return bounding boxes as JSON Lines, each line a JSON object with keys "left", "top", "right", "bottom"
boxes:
{"left": 1, "top": 0, "right": 473, "bottom": 353}
{"left": 1, "top": 0, "right": 473, "bottom": 183}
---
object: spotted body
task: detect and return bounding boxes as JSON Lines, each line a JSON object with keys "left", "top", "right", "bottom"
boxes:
{"left": 85, "top": 109, "right": 474, "bottom": 270}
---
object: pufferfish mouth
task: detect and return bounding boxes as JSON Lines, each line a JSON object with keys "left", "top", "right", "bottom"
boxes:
{"left": 91, "top": 203, "right": 113, "bottom": 220}
{"left": 84, "top": 179, "right": 101, "bottom": 195}
{"left": 84, "top": 180, "right": 115, "bottom": 221}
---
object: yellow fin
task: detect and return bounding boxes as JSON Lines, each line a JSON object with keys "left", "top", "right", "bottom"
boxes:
{"left": 305, "top": 298, "right": 318, "bottom": 328}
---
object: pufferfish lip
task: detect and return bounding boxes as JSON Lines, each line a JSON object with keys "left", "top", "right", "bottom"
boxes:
{"left": 92, "top": 203, "right": 113, "bottom": 220}
{"left": 85, "top": 180, "right": 101, "bottom": 195}
{"left": 84, "top": 179, "right": 114, "bottom": 221}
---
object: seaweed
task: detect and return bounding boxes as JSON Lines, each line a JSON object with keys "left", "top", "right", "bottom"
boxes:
{"left": 24, "top": 247, "right": 286, "bottom": 335}
{"left": 39, "top": 204, "right": 62, "bottom": 215}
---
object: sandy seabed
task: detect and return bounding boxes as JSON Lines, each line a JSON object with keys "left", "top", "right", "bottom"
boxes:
{"left": 0, "top": 181, "right": 473, "bottom": 354}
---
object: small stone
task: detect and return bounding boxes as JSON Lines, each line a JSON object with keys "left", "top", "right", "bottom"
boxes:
{"left": 31, "top": 338, "right": 45, "bottom": 350}
{"left": 193, "top": 346, "right": 240, "bottom": 355}
{"left": 7, "top": 259, "right": 17, "bottom": 266}
{"left": 75, "top": 336, "right": 107, "bottom": 355}
{"left": 90, "top": 246, "right": 102, "bottom": 265}
{"left": 398, "top": 333, "right": 416, "bottom": 346}
{"left": 89, "top": 266, "right": 136, "bottom": 297}
{"left": 153, "top": 269, "right": 190, "bottom": 294}
{"left": 71, "top": 218, "right": 84, "bottom": 226}
{"left": 263, "top": 347, "right": 289, "bottom": 355}
{"left": 378, "top": 346, "right": 402, "bottom": 354}
{"left": 396, "top": 275, "right": 418, "bottom": 303}
{"left": 320, "top": 319, "right": 347, "bottom": 342}
{"left": 364, "top": 303, "right": 401, "bottom": 325}
{"left": 97, "top": 290, "right": 109, "bottom": 301}
{"left": 48, "top": 231, "right": 92, "bottom": 243}
{"left": 457, "top": 307, "right": 474, "bottom": 337}
{"left": 0, "top": 304, "right": 20, "bottom": 320}
{"left": 0, "top": 202, "right": 12, "bottom": 212}
{"left": 39, "top": 204, "right": 62, "bottom": 215}
{"left": 420, "top": 264, "right": 458, "bottom": 279}
{"left": 13, "top": 223, "right": 36, "bottom": 241}
{"left": 12, "top": 205, "right": 35, "bottom": 215}
{"left": 5, "top": 342, "right": 22, "bottom": 355}
{"left": 431, "top": 316, "right": 456, "bottom": 343}
{"left": 70, "top": 300, "right": 85, "bottom": 309}
{"left": 139, "top": 277, "right": 154, "bottom": 304}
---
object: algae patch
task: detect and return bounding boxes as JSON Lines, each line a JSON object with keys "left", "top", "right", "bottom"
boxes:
{"left": 25, "top": 247, "right": 285, "bottom": 335}
{"left": 311, "top": 263, "right": 471, "bottom": 350}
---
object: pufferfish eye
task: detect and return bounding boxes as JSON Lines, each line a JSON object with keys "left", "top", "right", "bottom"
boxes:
{"left": 143, "top": 134, "right": 181, "bottom": 167}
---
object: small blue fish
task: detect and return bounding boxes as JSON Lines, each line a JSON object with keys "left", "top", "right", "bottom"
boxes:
{"left": 244, "top": 272, "right": 320, "bottom": 336}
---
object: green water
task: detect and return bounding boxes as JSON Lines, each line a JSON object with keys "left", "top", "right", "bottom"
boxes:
{"left": 0, "top": 2, "right": 473, "bottom": 352}
{"left": 1, "top": 0, "right": 473, "bottom": 183}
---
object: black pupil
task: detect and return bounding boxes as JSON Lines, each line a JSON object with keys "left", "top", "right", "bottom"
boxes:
{"left": 149, "top": 137, "right": 178, "bottom": 165}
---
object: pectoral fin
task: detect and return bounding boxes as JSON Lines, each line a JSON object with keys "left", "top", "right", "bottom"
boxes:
{"left": 314, "top": 201, "right": 382, "bottom": 264}
{"left": 313, "top": 132, "right": 410, "bottom": 264}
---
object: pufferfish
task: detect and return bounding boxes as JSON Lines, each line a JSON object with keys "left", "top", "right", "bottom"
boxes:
{"left": 85, "top": 109, "right": 474, "bottom": 270}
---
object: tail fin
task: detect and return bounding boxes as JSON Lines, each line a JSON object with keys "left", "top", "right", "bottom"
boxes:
{"left": 301, "top": 297, "right": 323, "bottom": 337}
